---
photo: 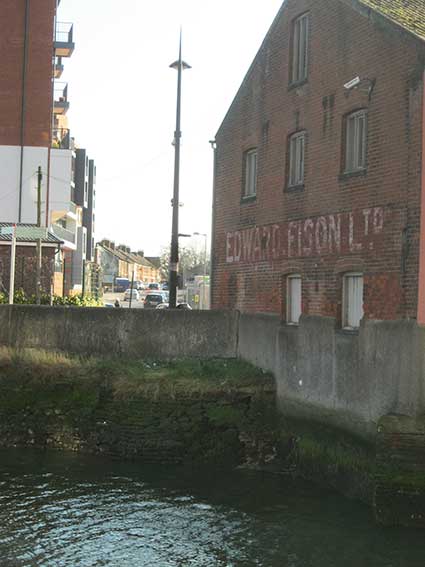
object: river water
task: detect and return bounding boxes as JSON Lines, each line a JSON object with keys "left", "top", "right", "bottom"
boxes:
{"left": 0, "top": 449, "right": 423, "bottom": 567}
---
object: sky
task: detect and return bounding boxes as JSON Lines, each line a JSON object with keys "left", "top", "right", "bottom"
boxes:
{"left": 57, "top": 0, "right": 283, "bottom": 256}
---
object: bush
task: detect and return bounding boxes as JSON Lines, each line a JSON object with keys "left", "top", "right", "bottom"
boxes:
{"left": 0, "top": 289, "right": 103, "bottom": 307}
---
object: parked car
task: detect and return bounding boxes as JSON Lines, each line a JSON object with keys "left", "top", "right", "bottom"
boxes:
{"left": 124, "top": 288, "right": 140, "bottom": 302}
{"left": 144, "top": 292, "right": 167, "bottom": 309}
{"left": 155, "top": 302, "right": 192, "bottom": 310}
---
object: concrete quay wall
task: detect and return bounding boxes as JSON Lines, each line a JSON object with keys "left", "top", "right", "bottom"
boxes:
{"left": 1, "top": 305, "right": 425, "bottom": 438}
{"left": 239, "top": 314, "right": 425, "bottom": 439}
{"left": 0, "top": 305, "right": 239, "bottom": 360}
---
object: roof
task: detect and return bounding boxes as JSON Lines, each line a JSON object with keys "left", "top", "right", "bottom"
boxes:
{"left": 357, "top": 0, "right": 425, "bottom": 41}
{"left": 98, "top": 243, "right": 157, "bottom": 269}
{"left": 145, "top": 256, "right": 161, "bottom": 269}
{"left": 0, "top": 223, "right": 62, "bottom": 245}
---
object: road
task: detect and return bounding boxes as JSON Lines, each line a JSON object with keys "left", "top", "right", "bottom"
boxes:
{"left": 103, "top": 292, "right": 145, "bottom": 309}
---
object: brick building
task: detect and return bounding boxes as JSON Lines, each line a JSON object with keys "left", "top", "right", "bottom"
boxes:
{"left": 0, "top": 223, "right": 62, "bottom": 297}
{"left": 211, "top": 0, "right": 425, "bottom": 327}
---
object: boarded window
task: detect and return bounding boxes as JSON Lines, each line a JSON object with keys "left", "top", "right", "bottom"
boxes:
{"left": 244, "top": 149, "right": 258, "bottom": 197}
{"left": 345, "top": 110, "right": 367, "bottom": 172}
{"left": 287, "top": 275, "right": 302, "bottom": 324}
{"left": 291, "top": 13, "right": 309, "bottom": 84}
{"left": 343, "top": 273, "right": 364, "bottom": 329}
{"left": 288, "top": 132, "right": 305, "bottom": 187}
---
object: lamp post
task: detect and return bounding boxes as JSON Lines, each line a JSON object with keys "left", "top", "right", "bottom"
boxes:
{"left": 168, "top": 33, "right": 191, "bottom": 309}
{"left": 193, "top": 232, "right": 207, "bottom": 309}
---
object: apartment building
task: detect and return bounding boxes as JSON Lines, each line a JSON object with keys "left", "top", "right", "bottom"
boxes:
{"left": 0, "top": 0, "right": 96, "bottom": 295}
{"left": 211, "top": 0, "right": 425, "bottom": 328}
{"left": 0, "top": 0, "right": 73, "bottom": 222}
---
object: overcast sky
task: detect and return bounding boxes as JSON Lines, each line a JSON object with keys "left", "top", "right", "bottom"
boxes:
{"left": 58, "top": 0, "right": 283, "bottom": 255}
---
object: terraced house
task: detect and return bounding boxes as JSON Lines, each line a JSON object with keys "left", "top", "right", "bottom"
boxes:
{"left": 211, "top": 0, "right": 425, "bottom": 328}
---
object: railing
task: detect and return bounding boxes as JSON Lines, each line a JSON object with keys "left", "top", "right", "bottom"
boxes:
{"left": 54, "top": 82, "right": 68, "bottom": 104}
{"left": 69, "top": 201, "right": 77, "bottom": 216}
{"left": 52, "top": 224, "right": 75, "bottom": 244}
{"left": 54, "top": 56, "right": 64, "bottom": 79}
{"left": 52, "top": 128, "right": 71, "bottom": 149}
{"left": 55, "top": 22, "right": 74, "bottom": 44}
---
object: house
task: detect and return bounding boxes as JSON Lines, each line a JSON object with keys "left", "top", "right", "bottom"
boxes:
{"left": 0, "top": 223, "right": 62, "bottom": 297}
{"left": 211, "top": 0, "right": 425, "bottom": 328}
{"left": 96, "top": 241, "right": 161, "bottom": 290}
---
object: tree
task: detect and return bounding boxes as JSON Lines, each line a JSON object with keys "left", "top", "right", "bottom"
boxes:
{"left": 160, "top": 243, "right": 209, "bottom": 282}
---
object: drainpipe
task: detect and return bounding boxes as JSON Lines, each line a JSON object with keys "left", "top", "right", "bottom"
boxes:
{"left": 18, "top": 0, "right": 30, "bottom": 223}
{"left": 209, "top": 140, "right": 217, "bottom": 309}
{"left": 46, "top": 0, "right": 60, "bottom": 227}
{"left": 417, "top": 69, "right": 425, "bottom": 325}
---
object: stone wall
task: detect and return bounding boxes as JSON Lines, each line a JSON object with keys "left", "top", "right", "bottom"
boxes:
{"left": 0, "top": 363, "right": 277, "bottom": 467}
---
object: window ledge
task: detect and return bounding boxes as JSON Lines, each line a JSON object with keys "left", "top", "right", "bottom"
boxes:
{"left": 339, "top": 169, "right": 367, "bottom": 182}
{"left": 338, "top": 327, "right": 360, "bottom": 335}
{"left": 288, "top": 78, "right": 308, "bottom": 91}
{"left": 285, "top": 183, "right": 305, "bottom": 193}
{"left": 240, "top": 195, "right": 257, "bottom": 204}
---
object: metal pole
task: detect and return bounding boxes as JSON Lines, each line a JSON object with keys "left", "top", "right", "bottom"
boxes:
{"left": 169, "top": 34, "right": 183, "bottom": 309}
{"left": 9, "top": 225, "right": 16, "bottom": 305}
{"left": 202, "top": 235, "right": 207, "bottom": 310}
{"left": 129, "top": 266, "right": 135, "bottom": 309}
{"left": 36, "top": 166, "right": 42, "bottom": 305}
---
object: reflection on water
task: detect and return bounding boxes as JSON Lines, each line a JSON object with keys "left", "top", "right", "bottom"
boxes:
{"left": 0, "top": 449, "right": 423, "bottom": 566}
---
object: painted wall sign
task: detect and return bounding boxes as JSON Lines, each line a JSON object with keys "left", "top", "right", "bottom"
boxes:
{"left": 225, "top": 207, "right": 384, "bottom": 264}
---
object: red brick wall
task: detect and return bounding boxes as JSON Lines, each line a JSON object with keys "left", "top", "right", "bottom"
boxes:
{"left": 212, "top": 0, "right": 425, "bottom": 322}
{"left": 0, "top": 0, "right": 56, "bottom": 147}
{"left": 0, "top": 244, "right": 55, "bottom": 296}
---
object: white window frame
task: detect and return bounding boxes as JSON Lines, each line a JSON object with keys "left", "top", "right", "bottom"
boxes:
{"left": 345, "top": 110, "right": 367, "bottom": 173}
{"left": 287, "top": 274, "right": 302, "bottom": 325}
{"left": 288, "top": 131, "right": 305, "bottom": 188}
{"left": 343, "top": 273, "right": 364, "bottom": 329}
{"left": 243, "top": 148, "right": 258, "bottom": 198}
{"left": 291, "top": 13, "right": 309, "bottom": 84}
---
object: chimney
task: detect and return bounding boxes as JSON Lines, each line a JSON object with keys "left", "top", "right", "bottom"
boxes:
{"left": 110, "top": 241, "right": 115, "bottom": 250}
{"left": 137, "top": 250, "right": 144, "bottom": 257}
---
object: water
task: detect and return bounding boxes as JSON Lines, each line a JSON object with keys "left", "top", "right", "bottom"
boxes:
{"left": 0, "top": 450, "right": 423, "bottom": 567}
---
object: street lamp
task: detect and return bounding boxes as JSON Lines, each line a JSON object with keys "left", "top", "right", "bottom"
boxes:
{"left": 168, "top": 32, "right": 191, "bottom": 309}
{"left": 193, "top": 232, "right": 207, "bottom": 309}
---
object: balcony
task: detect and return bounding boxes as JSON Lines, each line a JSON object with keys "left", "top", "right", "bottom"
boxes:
{"left": 52, "top": 127, "right": 73, "bottom": 149}
{"left": 54, "top": 22, "right": 75, "bottom": 57}
{"left": 54, "top": 56, "right": 64, "bottom": 78}
{"left": 54, "top": 82, "right": 69, "bottom": 115}
{"left": 52, "top": 223, "right": 76, "bottom": 246}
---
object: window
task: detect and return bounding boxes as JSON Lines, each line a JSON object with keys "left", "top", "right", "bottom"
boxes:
{"left": 291, "top": 13, "right": 309, "bottom": 84}
{"left": 243, "top": 149, "right": 258, "bottom": 198}
{"left": 288, "top": 131, "right": 305, "bottom": 188}
{"left": 344, "top": 110, "right": 367, "bottom": 173}
{"left": 343, "top": 273, "right": 364, "bottom": 329}
{"left": 287, "top": 275, "right": 302, "bottom": 324}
